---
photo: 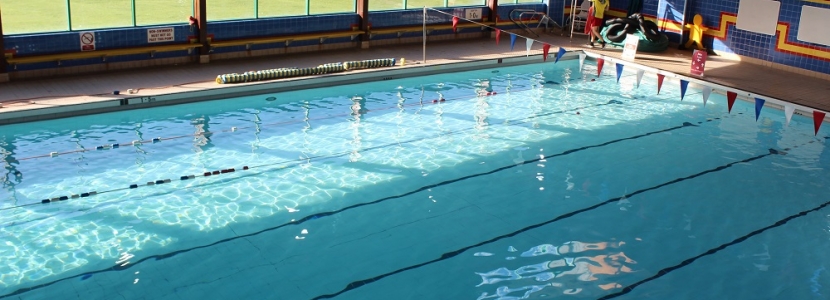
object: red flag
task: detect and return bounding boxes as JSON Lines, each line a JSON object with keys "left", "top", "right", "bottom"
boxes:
{"left": 656, "top": 74, "right": 665, "bottom": 94}
{"left": 452, "top": 16, "right": 459, "bottom": 33}
{"left": 495, "top": 29, "right": 501, "bottom": 45}
{"left": 596, "top": 58, "right": 605, "bottom": 77}
{"left": 542, "top": 44, "right": 551, "bottom": 62}
{"left": 726, "top": 91, "right": 737, "bottom": 113}
{"left": 814, "top": 111, "right": 826, "bottom": 136}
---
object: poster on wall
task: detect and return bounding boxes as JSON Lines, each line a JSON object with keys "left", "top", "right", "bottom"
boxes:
{"left": 148, "top": 27, "right": 175, "bottom": 43}
{"left": 736, "top": 0, "right": 780, "bottom": 35}
{"left": 798, "top": 6, "right": 830, "bottom": 46}
{"left": 79, "top": 32, "right": 96, "bottom": 51}
{"left": 657, "top": 0, "right": 686, "bottom": 43}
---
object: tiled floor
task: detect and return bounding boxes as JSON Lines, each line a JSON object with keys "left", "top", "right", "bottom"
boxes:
{"left": 1, "top": 32, "right": 829, "bottom": 118}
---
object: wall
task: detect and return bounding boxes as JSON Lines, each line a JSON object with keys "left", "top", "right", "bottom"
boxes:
{"left": 2, "top": 3, "right": 545, "bottom": 76}
{"left": 689, "top": 0, "right": 830, "bottom": 75}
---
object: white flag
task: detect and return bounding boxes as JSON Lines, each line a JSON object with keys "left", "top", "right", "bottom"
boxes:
{"left": 702, "top": 86, "right": 712, "bottom": 106}
{"left": 579, "top": 53, "right": 586, "bottom": 71}
{"left": 526, "top": 38, "right": 534, "bottom": 57}
{"left": 635, "top": 70, "right": 644, "bottom": 88}
{"left": 784, "top": 105, "right": 795, "bottom": 126}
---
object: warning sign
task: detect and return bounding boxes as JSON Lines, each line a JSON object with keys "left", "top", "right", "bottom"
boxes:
{"left": 80, "top": 32, "right": 96, "bottom": 51}
{"left": 147, "top": 27, "right": 175, "bottom": 43}
{"left": 621, "top": 34, "right": 639, "bottom": 60}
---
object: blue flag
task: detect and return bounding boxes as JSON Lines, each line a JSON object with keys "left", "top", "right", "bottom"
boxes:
{"left": 510, "top": 34, "right": 517, "bottom": 51}
{"left": 679, "top": 80, "right": 689, "bottom": 101}
{"left": 554, "top": 47, "right": 566, "bottom": 63}
{"left": 755, "top": 98, "right": 765, "bottom": 121}
{"left": 615, "top": 63, "right": 624, "bottom": 83}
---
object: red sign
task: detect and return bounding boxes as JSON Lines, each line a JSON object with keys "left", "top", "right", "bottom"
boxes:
{"left": 80, "top": 32, "right": 96, "bottom": 52}
{"left": 690, "top": 49, "right": 707, "bottom": 76}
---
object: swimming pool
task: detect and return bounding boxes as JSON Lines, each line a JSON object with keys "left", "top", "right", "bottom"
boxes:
{"left": 1, "top": 58, "right": 829, "bottom": 299}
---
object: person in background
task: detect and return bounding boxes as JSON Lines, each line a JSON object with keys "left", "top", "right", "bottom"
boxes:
{"left": 585, "top": 0, "right": 610, "bottom": 48}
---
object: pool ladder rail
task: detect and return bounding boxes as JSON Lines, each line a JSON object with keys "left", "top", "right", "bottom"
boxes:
{"left": 509, "top": 9, "right": 561, "bottom": 37}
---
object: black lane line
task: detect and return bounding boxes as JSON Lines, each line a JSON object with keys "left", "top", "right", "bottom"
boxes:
{"left": 0, "top": 119, "right": 697, "bottom": 300}
{"left": 309, "top": 149, "right": 780, "bottom": 300}
{"left": 2, "top": 99, "right": 628, "bottom": 213}
{"left": 598, "top": 183, "right": 830, "bottom": 299}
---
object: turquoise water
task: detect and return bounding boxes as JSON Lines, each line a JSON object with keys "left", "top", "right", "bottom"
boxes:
{"left": 1, "top": 59, "right": 830, "bottom": 299}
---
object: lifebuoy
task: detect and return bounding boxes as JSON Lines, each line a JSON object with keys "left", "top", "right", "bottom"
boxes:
{"left": 604, "top": 23, "right": 629, "bottom": 43}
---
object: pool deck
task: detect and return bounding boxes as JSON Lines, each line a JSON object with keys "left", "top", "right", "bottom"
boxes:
{"left": 1, "top": 33, "right": 829, "bottom": 120}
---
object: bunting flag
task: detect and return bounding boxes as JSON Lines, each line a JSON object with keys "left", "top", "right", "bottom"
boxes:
{"left": 495, "top": 29, "right": 501, "bottom": 45}
{"left": 726, "top": 91, "right": 737, "bottom": 113}
{"left": 579, "top": 53, "right": 586, "bottom": 71}
{"left": 510, "top": 34, "right": 517, "bottom": 51}
{"left": 679, "top": 80, "right": 689, "bottom": 100}
{"left": 596, "top": 58, "right": 605, "bottom": 77}
{"left": 635, "top": 69, "right": 644, "bottom": 88}
{"left": 554, "top": 47, "right": 566, "bottom": 63}
{"left": 784, "top": 105, "right": 795, "bottom": 126}
{"left": 656, "top": 74, "right": 665, "bottom": 94}
{"left": 754, "top": 98, "right": 765, "bottom": 121}
{"left": 452, "top": 16, "right": 459, "bottom": 33}
{"left": 526, "top": 38, "right": 534, "bottom": 56}
{"left": 542, "top": 44, "right": 551, "bottom": 62}
{"left": 615, "top": 63, "right": 624, "bottom": 83}
{"left": 701, "top": 86, "right": 712, "bottom": 106}
{"left": 814, "top": 111, "right": 826, "bottom": 136}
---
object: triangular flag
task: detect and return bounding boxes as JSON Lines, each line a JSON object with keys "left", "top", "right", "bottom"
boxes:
{"left": 702, "top": 86, "right": 712, "bottom": 106}
{"left": 754, "top": 98, "right": 765, "bottom": 121}
{"left": 596, "top": 58, "right": 605, "bottom": 77}
{"left": 510, "top": 34, "right": 517, "bottom": 51}
{"left": 495, "top": 29, "right": 501, "bottom": 45}
{"left": 542, "top": 44, "right": 551, "bottom": 62}
{"left": 554, "top": 47, "right": 566, "bottom": 63}
{"left": 635, "top": 70, "right": 644, "bottom": 88}
{"left": 726, "top": 91, "right": 737, "bottom": 113}
{"left": 526, "top": 38, "right": 534, "bottom": 56}
{"left": 452, "top": 16, "right": 459, "bottom": 33}
{"left": 784, "top": 105, "right": 794, "bottom": 126}
{"left": 656, "top": 74, "right": 665, "bottom": 94}
{"left": 814, "top": 111, "right": 826, "bottom": 135}
{"left": 679, "top": 80, "right": 689, "bottom": 100}
{"left": 615, "top": 63, "right": 624, "bottom": 83}
{"left": 579, "top": 53, "right": 586, "bottom": 71}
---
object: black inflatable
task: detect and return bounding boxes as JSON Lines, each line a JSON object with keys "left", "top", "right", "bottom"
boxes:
{"left": 603, "top": 13, "right": 661, "bottom": 43}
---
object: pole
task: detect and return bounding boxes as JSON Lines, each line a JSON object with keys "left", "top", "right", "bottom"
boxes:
{"left": 357, "top": 0, "right": 369, "bottom": 46}
{"left": 66, "top": 0, "right": 72, "bottom": 30}
{"left": 194, "top": 0, "right": 208, "bottom": 55}
{"left": 422, "top": 7, "right": 426, "bottom": 65}
{"left": 0, "top": 3, "right": 7, "bottom": 75}
{"left": 255, "top": 0, "right": 259, "bottom": 18}
{"left": 131, "top": 0, "right": 136, "bottom": 26}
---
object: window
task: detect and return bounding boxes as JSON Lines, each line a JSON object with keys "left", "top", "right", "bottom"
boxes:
{"left": 0, "top": 0, "right": 69, "bottom": 34}
{"left": 136, "top": 0, "right": 194, "bottom": 26}
{"left": 69, "top": 0, "right": 132, "bottom": 30}
{"left": 207, "top": 0, "right": 255, "bottom": 21}
{"left": 258, "top": 0, "right": 306, "bottom": 17}
{"left": 309, "top": 0, "right": 354, "bottom": 15}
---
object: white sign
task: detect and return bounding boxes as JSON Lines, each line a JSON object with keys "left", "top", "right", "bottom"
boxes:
{"left": 147, "top": 27, "right": 175, "bottom": 43}
{"left": 621, "top": 34, "right": 639, "bottom": 60}
{"left": 80, "top": 31, "right": 95, "bottom": 51}
{"left": 798, "top": 6, "right": 830, "bottom": 46}
{"left": 465, "top": 8, "right": 482, "bottom": 20}
{"left": 736, "top": 0, "right": 780, "bottom": 35}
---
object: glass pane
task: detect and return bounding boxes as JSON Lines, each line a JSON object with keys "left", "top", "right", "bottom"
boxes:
{"left": 406, "top": 0, "right": 444, "bottom": 9}
{"left": 515, "top": 0, "right": 543, "bottom": 3}
{"left": 449, "top": 0, "right": 484, "bottom": 6}
{"left": 70, "top": 0, "right": 133, "bottom": 30}
{"left": 309, "top": 0, "right": 353, "bottom": 14}
{"left": 0, "top": 0, "right": 69, "bottom": 34}
{"left": 259, "top": 0, "right": 306, "bottom": 17}
{"left": 369, "top": 0, "right": 402, "bottom": 11}
{"left": 136, "top": 0, "right": 193, "bottom": 26}
{"left": 207, "top": 0, "right": 254, "bottom": 21}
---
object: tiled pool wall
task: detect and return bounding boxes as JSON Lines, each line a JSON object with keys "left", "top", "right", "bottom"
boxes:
{"left": 560, "top": 0, "right": 830, "bottom": 76}
{"left": 1, "top": 4, "right": 547, "bottom": 78}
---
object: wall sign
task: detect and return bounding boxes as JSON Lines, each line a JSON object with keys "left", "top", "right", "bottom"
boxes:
{"left": 148, "top": 27, "right": 175, "bottom": 43}
{"left": 80, "top": 32, "right": 96, "bottom": 51}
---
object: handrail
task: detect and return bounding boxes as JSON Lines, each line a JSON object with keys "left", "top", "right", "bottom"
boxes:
{"left": 6, "top": 43, "right": 202, "bottom": 66}
{"left": 209, "top": 29, "right": 363, "bottom": 48}
{"left": 367, "top": 23, "right": 489, "bottom": 38}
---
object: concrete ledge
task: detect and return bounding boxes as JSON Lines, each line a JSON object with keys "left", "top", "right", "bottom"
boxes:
{"left": 713, "top": 50, "right": 830, "bottom": 81}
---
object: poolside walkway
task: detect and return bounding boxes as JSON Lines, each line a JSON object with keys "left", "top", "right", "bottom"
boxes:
{"left": 1, "top": 32, "right": 829, "bottom": 117}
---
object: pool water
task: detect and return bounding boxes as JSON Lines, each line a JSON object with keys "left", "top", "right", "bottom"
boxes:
{"left": 1, "top": 59, "right": 830, "bottom": 299}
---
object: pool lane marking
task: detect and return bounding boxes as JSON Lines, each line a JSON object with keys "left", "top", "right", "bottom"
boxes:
{"left": 3, "top": 98, "right": 636, "bottom": 212}
{"left": 0, "top": 118, "right": 709, "bottom": 299}
{"left": 598, "top": 178, "right": 830, "bottom": 298}
{"left": 308, "top": 147, "right": 786, "bottom": 299}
